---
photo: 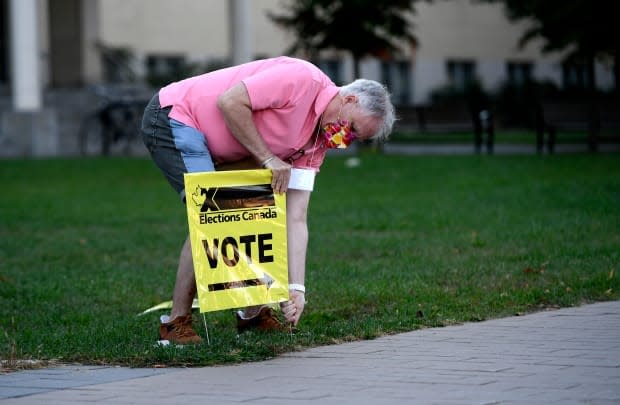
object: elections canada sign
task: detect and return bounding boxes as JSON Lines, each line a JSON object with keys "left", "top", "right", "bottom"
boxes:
{"left": 184, "top": 170, "right": 289, "bottom": 313}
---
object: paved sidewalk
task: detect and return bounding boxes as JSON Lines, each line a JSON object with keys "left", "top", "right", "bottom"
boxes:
{"left": 1, "top": 301, "right": 619, "bottom": 404}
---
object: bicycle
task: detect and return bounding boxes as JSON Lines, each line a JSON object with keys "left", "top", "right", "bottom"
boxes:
{"left": 79, "top": 85, "right": 150, "bottom": 156}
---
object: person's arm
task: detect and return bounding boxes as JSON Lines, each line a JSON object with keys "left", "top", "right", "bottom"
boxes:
{"left": 216, "top": 82, "right": 291, "bottom": 194}
{"left": 280, "top": 188, "right": 311, "bottom": 325}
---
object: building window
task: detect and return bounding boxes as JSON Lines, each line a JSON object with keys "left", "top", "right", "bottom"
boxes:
{"left": 102, "top": 47, "right": 136, "bottom": 83}
{"left": 381, "top": 61, "right": 411, "bottom": 105}
{"left": 145, "top": 54, "right": 187, "bottom": 87}
{"left": 146, "top": 55, "right": 185, "bottom": 78}
{"left": 446, "top": 60, "right": 476, "bottom": 90}
{"left": 316, "top": 59, "right": 344, "bottom": 86}
{"left": 507, "top": 62, "right": 533, "bottom": 86}
{"left": 562, "top": 62, "right": 591, "bottom": 91}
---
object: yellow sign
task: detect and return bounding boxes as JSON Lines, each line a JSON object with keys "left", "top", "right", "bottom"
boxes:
{"left": 184, "top": 170, "right": 288, "bottom": 313}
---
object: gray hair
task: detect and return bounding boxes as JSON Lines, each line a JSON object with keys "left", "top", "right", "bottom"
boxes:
{"left": 339, "top": 79, "right": 395, "bottom": 142}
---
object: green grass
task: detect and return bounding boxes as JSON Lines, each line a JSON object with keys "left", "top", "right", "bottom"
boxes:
{"left": 1, "top": 154, "right": 619, "bottom": 368}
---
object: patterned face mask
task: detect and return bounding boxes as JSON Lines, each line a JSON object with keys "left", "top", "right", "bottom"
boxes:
{"left": 321, "top": 119, "right": 357, "bottom": 149}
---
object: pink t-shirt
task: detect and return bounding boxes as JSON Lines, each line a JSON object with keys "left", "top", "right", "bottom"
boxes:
{"left": 158, "top": 56, "right": 339, "bottom": 171}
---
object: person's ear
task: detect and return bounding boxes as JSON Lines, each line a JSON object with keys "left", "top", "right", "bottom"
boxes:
{"left": 343, "top": 95, "right": 358, "bottom": 105}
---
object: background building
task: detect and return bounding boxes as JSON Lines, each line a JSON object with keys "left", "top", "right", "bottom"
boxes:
{"left": 0, "top": 0, "right": 616, "bottom": 157}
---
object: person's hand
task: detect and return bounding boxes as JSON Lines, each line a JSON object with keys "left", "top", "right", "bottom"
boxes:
{"left": 263, "top": 156, "right": 291, "bottom": 194}
{"left": 280, "top": 290, "right": 305, "bottom": 326}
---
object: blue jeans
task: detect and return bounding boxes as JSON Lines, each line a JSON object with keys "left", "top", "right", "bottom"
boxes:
{"left": 141, "top": 93, "right": 215, "bottom": 200}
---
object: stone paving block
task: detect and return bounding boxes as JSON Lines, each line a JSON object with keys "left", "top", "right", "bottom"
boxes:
{"left": 0, "top": 387, "right": 49, "bottom": 400}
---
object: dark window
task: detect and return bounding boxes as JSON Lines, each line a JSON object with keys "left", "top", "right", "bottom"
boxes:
{"left": 145, "top": 54, "right": 187, "bottom": 87}
{"left": 317, "top": 59, "right": 344, "bottom": 86}
{"left": 146, "top": 55, "right": 185, "bottom": 78}
{"left": 102, "top": 47, "right": 136, "bottom": 83}
{"left": 446, "top": 60, "right": 476, "bottom": 90}
{"left": 562, "top": 62, "right": 591, "bottom": 91}
{"left": 507, "top": 62, "right": 533, "bottom": 86}
{"left": 381, "top": 61, "right": 411, "bottom": 105}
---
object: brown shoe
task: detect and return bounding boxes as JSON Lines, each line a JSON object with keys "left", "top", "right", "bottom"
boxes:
{"left": 236, "top": 306, "right": 286, "bottom": 333}
{"left": 159, "top": 314, "right": 202, "bottom": 345}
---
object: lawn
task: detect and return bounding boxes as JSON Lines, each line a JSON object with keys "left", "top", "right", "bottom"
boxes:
{"left": 1, "top": 153, "right": 618, "bottom": 368}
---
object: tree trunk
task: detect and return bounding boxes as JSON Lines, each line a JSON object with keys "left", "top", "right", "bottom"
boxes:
{"left": 586, "top": 53, "right": 599, "bottom": 152}
{"left": 615, "top": 50, "right": 620, "bottom": 95}
{"left": 586, "top": 53, "right": 596, "bottom": 97}
{"left": 353, "top": 57, "right": 361, "bottom": 79}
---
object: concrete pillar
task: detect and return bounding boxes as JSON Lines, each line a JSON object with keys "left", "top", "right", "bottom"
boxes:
{"left": 229, "top": 0, "right": 252, "bottom": 65}
{"left": 9, "top": 0, "right": 41, "bottom": 111}
{"left": 82, "top": 0, "right": 102, "bottom": 83}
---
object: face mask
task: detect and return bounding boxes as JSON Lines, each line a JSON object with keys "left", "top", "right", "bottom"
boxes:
{"left": 321, "top": 119, "right": 357, "bottom": 149}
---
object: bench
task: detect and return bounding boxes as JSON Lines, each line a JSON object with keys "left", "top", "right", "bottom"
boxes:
{"left": 395, "top": 101, "right": 494, "bottom": 154}
{"left": 536, "top": 99, "right": 620, "bottom": 153}
{"left": 595, "top": 100, "right": 620, "bottom": 150}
